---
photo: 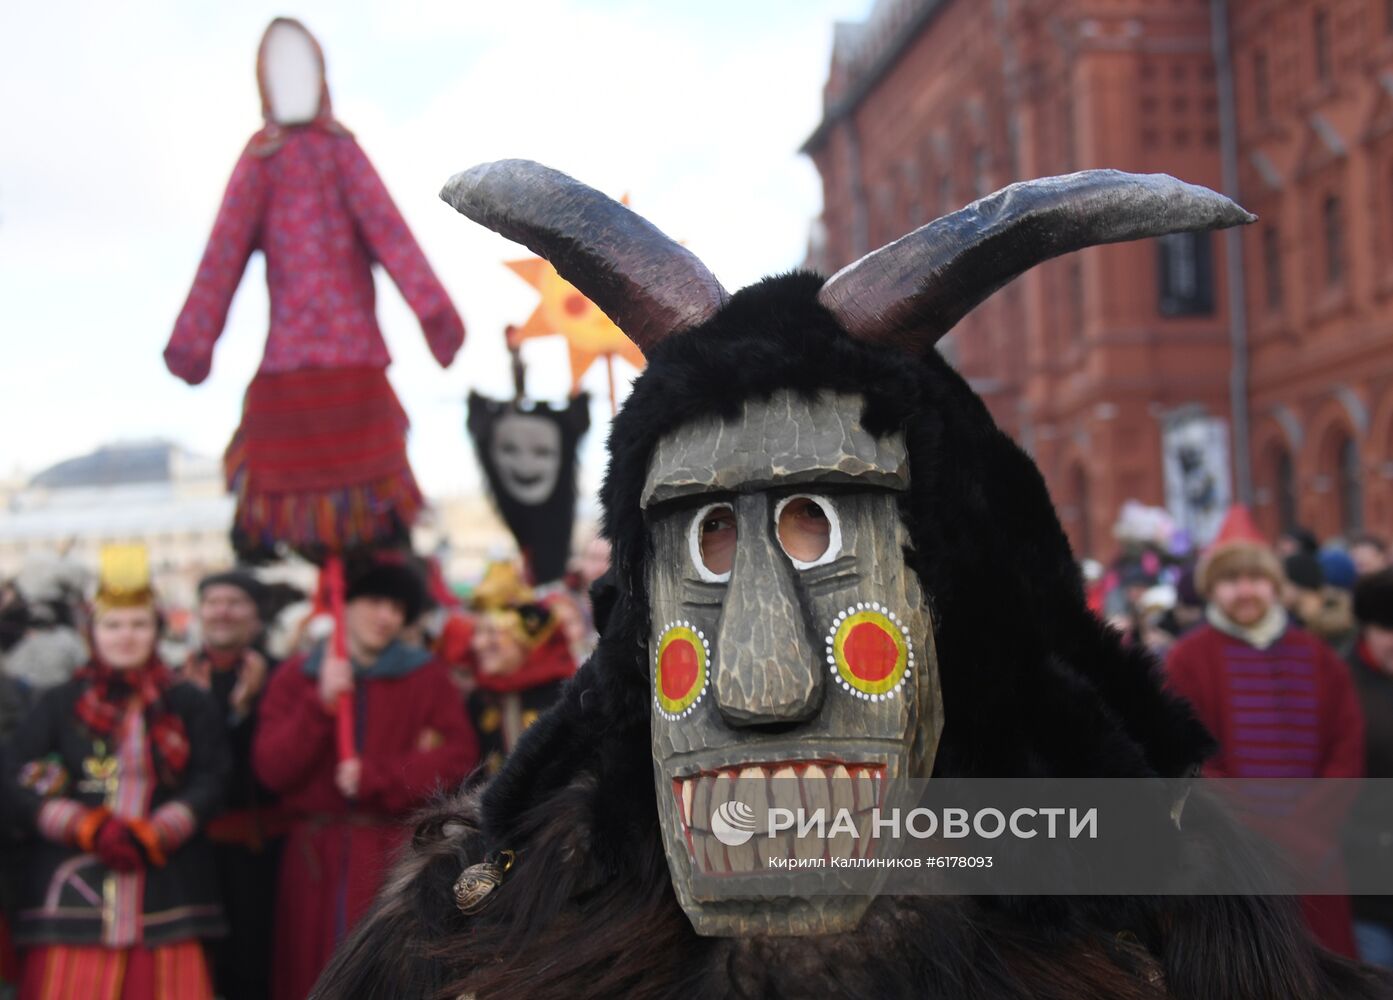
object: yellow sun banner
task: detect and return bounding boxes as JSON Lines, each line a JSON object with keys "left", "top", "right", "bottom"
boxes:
{"left": 505, "top": 256, "right": 645, "bottom": 396}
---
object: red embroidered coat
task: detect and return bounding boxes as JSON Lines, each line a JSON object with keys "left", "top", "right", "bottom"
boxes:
{"left": 252, "top": 647, "right": 477, "bottom": 1000}
{"left": 164, "top": 126, "right": 462, "bottom": 383}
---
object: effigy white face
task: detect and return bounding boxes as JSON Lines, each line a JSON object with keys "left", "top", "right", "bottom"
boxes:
{"left": 263, "top": 21, "right": 321, "bottom": 125}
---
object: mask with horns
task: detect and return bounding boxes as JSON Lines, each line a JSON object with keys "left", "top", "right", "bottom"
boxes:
{"left": 436, "top": 161, "right": 1251, "bottom": 940}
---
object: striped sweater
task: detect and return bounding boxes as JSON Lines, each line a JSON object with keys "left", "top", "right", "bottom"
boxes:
{"left": 1165, "top": 617, "right": 1364, "bottom": 957}
{"left": 1166, "top": 620, "right": 1364, "bottom": 781}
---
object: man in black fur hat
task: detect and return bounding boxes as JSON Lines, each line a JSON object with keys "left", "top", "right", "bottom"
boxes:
{"left": 311, "top": 164, "right": 1391, "bottom": 999}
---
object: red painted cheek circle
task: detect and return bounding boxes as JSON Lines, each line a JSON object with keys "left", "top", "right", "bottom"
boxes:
{"left": 843, "top": 620, "right": 899, "bottom": 682}
{"left": 563, "top": 293, "right": 588, "bottom": 317}
{"left": 660, "top": 637, "right": 700, "bottom": 701}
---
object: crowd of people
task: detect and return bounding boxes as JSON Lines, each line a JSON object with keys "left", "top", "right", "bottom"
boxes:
{"left": 0, "top": 542, "right": 606, "bottom": 999}
{"left": 1095, "top": 506, "right": 1393, "bottom": 966}
{"left": 2, "top": 497, "right": 1391, "bottom": 994}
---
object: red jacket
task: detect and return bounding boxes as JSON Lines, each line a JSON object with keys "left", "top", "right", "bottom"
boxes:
{"left": 165, "top": 128, "right": 463, "bottom": 385}
{"left": 252, "top": 647, "right": 476, "bottom": 1000}
{"left": 1165, "top": 620, "right": 1363, "bottom": 958}
{"left": 1165, "top": 621, "right": 1363, "bottom": 781}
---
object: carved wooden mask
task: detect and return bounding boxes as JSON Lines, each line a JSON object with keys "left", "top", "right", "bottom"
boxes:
{"left": 642, "top": 389, "right": 943, "bottom": 936}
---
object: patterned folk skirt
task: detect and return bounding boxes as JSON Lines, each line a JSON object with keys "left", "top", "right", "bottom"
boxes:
{"left": 224, "top": 366, "right": 423, "bottom": 560}
{"left": 20, "top": 942, "right": 212, "bottom": 1000}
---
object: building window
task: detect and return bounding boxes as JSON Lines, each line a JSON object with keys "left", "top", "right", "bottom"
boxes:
{"left": 1071, "top": 464, "right": 1093, "bottom": 559}
{"left": 1263, "top": 227, "right": 1283, "bottom": 310}
{"left": 1340, "top": 435, "right": 1364, "bottom": 534}
{"left": 1254, "top": 50, "right": 1269, "bottom": 119}
{"left": 973, "top": 146, "right": 990, "bottom": 197}
{"left": 1276, "top": 449, "right": 1298, "bottom": 534}
{"left": 1157, "top": 231, "right": 1215, "bottom": 316}
{"left": 1323, "top": 194, "right": 1344, "bottom": 286}
{"left": 1068, "top": 258, "right": 1085, "bottom": 340}
{"left": 1315, "top": 9, "right": 1332, "bottom": 85}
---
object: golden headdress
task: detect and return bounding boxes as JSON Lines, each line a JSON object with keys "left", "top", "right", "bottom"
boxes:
{"left": 471, "top": 561, "right": 558, "bottom": 650}
{"left": 94, "top": 544, "right": 156, "bottom": 614}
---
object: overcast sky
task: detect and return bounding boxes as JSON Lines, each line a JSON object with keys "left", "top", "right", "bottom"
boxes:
{"left": 0, "top": 0, "right": 873, "bottom": 506}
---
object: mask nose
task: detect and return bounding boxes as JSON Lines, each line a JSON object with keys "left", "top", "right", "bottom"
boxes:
{"left": 713, "top": 494, "right": 822, "bottom": 727}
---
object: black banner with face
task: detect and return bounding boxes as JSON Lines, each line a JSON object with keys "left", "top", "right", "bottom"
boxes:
{"left": 467, "top": 391, "right": 590, "bottom": 585}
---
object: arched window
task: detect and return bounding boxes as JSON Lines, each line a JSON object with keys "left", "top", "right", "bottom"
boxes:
{"left": 1323, "top": 194, "right": 1344, "bottom": 287}
{"left": 1276, "top": 448, "right": 1297, "bottom": 534}
{"left": 1071, "top": 464, "right": 1093, "bottom": 559}
{"left": 1315, "top": 8, "right": 1332, "bottom": 84}
{"left": 1339, "top": 435, "right": 1364, "bottom": 534}
{"left": 1263, "top": 226, "right": 1283, "bottom": 310}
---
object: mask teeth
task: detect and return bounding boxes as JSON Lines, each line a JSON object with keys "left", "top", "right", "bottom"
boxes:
{"left": 674, "top": 761, "right": 887, "bottom": 875}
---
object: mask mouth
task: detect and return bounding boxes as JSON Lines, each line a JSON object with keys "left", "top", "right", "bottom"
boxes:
{"left": 672, "top": 759, "right": 887, "bottom": 875}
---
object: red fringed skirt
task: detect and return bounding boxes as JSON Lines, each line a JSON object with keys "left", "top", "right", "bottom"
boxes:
{"left": 225, "top": 367, "right": 423, "bottom": 557}
{"left": 20, "top": 942, "right": 212, "bottom": 1000}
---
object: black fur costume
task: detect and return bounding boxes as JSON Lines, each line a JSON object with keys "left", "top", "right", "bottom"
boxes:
{"left": 313, "top": 274, "right": 1391, "bottom": 999}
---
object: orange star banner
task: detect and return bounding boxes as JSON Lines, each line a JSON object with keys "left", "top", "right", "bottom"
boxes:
{"left": 504, "top": 255, "right": 645, "bottom": 408}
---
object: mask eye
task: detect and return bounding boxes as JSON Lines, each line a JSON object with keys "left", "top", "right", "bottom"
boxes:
{"left": 775, "top": 495, "right": 841, "bottom": 569}
{"left": 689, "top": 503, "right": 736, "bottom": 582}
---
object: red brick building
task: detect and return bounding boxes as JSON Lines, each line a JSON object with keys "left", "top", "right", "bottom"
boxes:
{"left": 804, "top": 0, "right": 1393, "bottom": 558}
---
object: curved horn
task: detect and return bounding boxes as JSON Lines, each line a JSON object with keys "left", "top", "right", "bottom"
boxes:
{"left": 817, "top": 170, "right": 1256, "bottom": 350}
{"left": 441, "top": 160, "right": 729, "bottom": 353}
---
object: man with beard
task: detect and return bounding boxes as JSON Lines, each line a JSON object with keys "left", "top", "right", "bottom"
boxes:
{"left": 310, "top": 163, "right": 1388, "bottom": 999}
{"left": 182, "top": 570, "right": 280, "bottom": 1000}
{"left": 1167, "top": 506, "right": 1365, "bottom": 957}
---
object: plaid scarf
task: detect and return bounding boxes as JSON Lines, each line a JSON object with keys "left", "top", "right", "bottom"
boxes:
{"left": 74, "top": 656, "right": 190, "bottom": 783}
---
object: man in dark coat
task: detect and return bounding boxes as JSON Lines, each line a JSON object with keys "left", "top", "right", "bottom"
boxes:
{"left": 183, "top": 569, "right": 282, "bottom": 1000}
{"left": 1346, "top": 569, "right": 1393, "bottom": 967}
{"left": 311, "top": 163, "right": 1390, "bottom": 999}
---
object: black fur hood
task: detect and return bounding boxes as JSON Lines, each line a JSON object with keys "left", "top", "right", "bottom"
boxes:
{"left": 311, "top": 274, "right": 1390, "bottom": 1000}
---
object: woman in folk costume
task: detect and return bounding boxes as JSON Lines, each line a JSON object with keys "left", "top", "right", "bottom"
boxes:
{"left": 164, "top": 18, "right": 465, "bottom": 559}
{"left": 308, "top": 164, "right": 1391, "bottom": 999}
{"left": 466, "top": 562, "right": 578, "bottom": 778}
{"left": 6, "top": 547, "right": 230, "bottom": 1000}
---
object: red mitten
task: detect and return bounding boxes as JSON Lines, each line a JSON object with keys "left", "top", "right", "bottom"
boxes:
{"left": 125, "top": 817, "right": 168, "bottom": 867}
{"left": 94, "top": 819, "right": 144, "bottom": 872}
{"left": 73, "top": 807, "right": 111, "bottom": 853}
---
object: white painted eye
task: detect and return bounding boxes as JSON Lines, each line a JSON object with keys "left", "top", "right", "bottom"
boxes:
{"left": 688, "top": 503, "right": 735, "bottom": 583}
{"left": 775, "top": 494, "right": 841, "bottom": 569}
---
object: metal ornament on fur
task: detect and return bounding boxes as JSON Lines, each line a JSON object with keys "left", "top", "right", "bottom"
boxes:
{"left": 816, "top": 170, "right": 1255, "bottom": 351}
{"left": 452, "top": 850, "right": 514, "bottom": 915}
{"left": 440, "top": 160, "right": 729, "bottom": 351}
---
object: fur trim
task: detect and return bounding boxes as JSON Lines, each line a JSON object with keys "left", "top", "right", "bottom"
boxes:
{"left": 1196, "top": 541, "right": 1283, "bottom": 597}
{"left": 311, "top": 274, "right": 1387, "bottom": 998}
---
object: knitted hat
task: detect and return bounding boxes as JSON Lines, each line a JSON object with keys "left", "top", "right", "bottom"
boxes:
{"left": 1195, "top": 506, "right": 1283, "bottom": 597}
{"left": 1353, "top": 568, "right": 1393, "bottom": 628}
{"left": 1318, "top": 549, "right": 1358, "bottom": 591}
